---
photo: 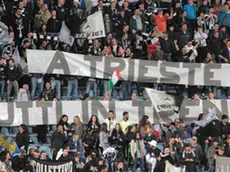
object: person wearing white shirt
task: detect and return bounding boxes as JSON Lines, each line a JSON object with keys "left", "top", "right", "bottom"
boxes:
{"left": 104, "top": 110, "right": 117, "bottom": 133}
{"left": 183, "top": 40, "right": 198, "bottom": 62}
{"left": 194, "top": 26, "right": 208, "bottom": 62}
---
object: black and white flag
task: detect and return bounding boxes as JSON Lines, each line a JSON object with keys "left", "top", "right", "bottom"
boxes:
{"left": 76, "top": 11, "right": 105, "bottom": 39}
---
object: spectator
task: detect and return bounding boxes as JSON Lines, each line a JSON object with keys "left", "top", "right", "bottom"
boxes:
{"left": 99, "top": 123, "right": 110, "bottom": 153}
{"left": 41, "top": 81, "right": 57, "bottom": 101}
{"left": 152, "top": 43, "right": 164, "bottom": 61}
{"left": 224, "top": 136, "right": 230, "bottom": 157}
{"left": 51, "top": 124, "right": 67, "bottom": 159}
{"left": 91, "top": 0, "right": 105, "bottom": 14}
{"left": 6, "top": 59, "right": 22, "bottom": 102}
{"left": 58, "top": 114, "right": 70, "bottom": 135}
{"left": 130, "top": 9, "right": 144, "bottom": 31}
{"left": 15, "top": 124, "right": 30, "bottom": 151}
{"left": 104, "top": 110, "right": 117, "bottom": 133}
{"left": 40, "top": 151, "right": 48, "bottom": 160}
{"left": 59, "top": 146, "right": 73, "bottom": 161}
{"left": 0, "top": 151, "right": 13, "bottom": 172}
{"left": 183, "top": 0, "right": 197, "bottom": 34}
{"left": 221, "top": 114, "right": 230, "bottom": 141}
{"left": 207, "top": 138, "right": 219, "bottom": 171}
{"left": 153, "top": 9, "right": 173, "bottom": 32}
{"left": 39, "top": 4, "right": 51, "bottom": 25}
{"left": 46, "top": 9, "right": 61, "bottom": 33}
{"left": 17, "top": 84, "right": 29, "bottom": 101}
{"left": 11, "top": 149, "right": 27, "bottom": 172}
{"left": 0, "top": 57, "right": 5, "bottom": 102}
{"left": 130, "top": 132, "right": 146, "bottom": 172}
{"left": 120, "top": 111, "right": 132, "bottom": 134}
{"left": 180, "top": 143, "right": 196, "bottom": 172}
{"left": 107, "top": 38, "right": 123, "bottom": 57}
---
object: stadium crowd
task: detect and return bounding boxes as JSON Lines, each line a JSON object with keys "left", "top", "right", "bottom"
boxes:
{"left": 0, "top": 0, "right": 230, "bottom": 171}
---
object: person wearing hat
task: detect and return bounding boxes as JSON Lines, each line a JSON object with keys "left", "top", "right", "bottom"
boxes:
{"left": 191, "top": 136, "right": 203, "bottom": 172}
{"left": 145, "top": 140, "right": 161, "bottom": 172}
{"left": 207, "top": 138, "right": 219, "bottom": 171}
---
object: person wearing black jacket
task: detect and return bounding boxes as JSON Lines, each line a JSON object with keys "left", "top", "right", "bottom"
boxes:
{"left": 0, "top": 58, "right": 6, "bottom": 102}
{"left": 46, "top": 9, "right": 61, "bottom": 33}
{"left": 180, "top": 144, "right": 197, "bottom": 172}
{"left": 11, "top": 149, "right": 27, "bottom": 172}
{"left": 59, "top": 146, "right": 73, "bottom": 161}
{"left": 224, "top": 137, "right": 230, "bottom": 157}
{"left": 221, "top": 114, "right": 230, "bottom": 141}
{"left": 41, "top": 81, "right": 57, "bottom": 101}
{"left": 51, "top": 124, "right": 67, "bottom": 159}
{"left": 160, "top": 146, "right": 174, "bottom": 172}
{"left": 15, "top": 124, "right": 30, "bottom": 151}
{"left": 6, "top": 59, "right": 22, "bottom": 102}
{"left": 109, "top": 123, "right": 126, "bottom": 157}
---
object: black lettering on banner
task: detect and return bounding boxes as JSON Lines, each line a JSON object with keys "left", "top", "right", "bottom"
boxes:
{"left": 183, "top": 63, "right": 201, "bottom": 85}
{"left": 91, "top": 101, "right": 115, "bottom": 120}
{"left": 46, "top": 51, "right": 70, "bottom": 74}
{"left": 82, "top": 101, "right": 89, "bottom": 123}
{"left": 84, "top": 55, "right": 103, "bottom": 78}
{"left": 160, "top": 62, "right": 180, "bottom": 84}
{"left": 15, "top": 102, "right": 33, "bottom": 125}
{"left": 138, "top": 60, "right": 158, "bottom": 82}
{"left": 0, "top": 103, "right": 14, "bottom": 126}
{"left": 204, "top": 64, "right": 221, "bottom": 86}
{"left": 36, "top": 101, "right": 53, "bottom": 125}
{"left": 103, "top": 57, "right": 126, "bottom": 80}
{"left": 132, "top": 100, "right": 152, "bottom": 121}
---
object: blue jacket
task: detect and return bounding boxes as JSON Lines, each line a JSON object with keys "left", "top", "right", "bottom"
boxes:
{"left": 219, "top": 10, "right": 230, "bottom": 27}
{"left": 184, "top": 4, "right": 197, "bottom": 19}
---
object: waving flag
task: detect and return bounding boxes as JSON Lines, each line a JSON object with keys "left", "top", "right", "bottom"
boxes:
{"left": 59, "top": 21, "right": 74, "bottom": 46}
{"left": 0, "top": 134, "right": 19, "bottom": 157}
{"left": 195, "top": 108, "right": 218, "bottom": 127}
{"left": 108, "top": 69, "right": 121, "bottom": 90}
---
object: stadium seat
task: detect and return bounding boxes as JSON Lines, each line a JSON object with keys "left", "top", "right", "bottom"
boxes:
{"left": 1, "top": 127, "right": 9, "bottom": 136}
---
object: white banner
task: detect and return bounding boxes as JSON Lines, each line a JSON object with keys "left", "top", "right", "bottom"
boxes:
{"left": 0, "top": 99, "right": 230, "bottom": 126}
{"left": 215, "top": 156, "right": 230, "bottom": 172}
{"left": 27, "top": 50, "right": 230, "bottom": 87}
{"left": 76, "top": 11, "right": 105, "bottom": 39}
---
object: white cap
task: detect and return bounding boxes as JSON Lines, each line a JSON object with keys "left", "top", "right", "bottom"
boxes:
{"left": 73, "top": 0, "right": 80, "bottom": 3}
{"left": 149, "top": 140, "right": 157, "bottom": 147}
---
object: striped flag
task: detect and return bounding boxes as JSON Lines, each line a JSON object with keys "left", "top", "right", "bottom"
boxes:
{"left": 108, "top": 69, "right": 120, "bottom": 90}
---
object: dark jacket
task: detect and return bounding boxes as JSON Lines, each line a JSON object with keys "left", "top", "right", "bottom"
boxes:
{"left": 11, "top": 155, "right": 27, "bottom": 171}
{"left": 109, "top": 129, "right": 126, "bottom": 148}
{"left": 46, "top": 17, "right": 61, "bottom": 33}
{"left": 180, "top": 150, "right": 196, "bottom": 171}
{"left": 42, "top": 88, "right": 56, "bottom": 101}
{"left": 203, "top": 119, "right": 222, "bottom": 138}
{"left": 224, "top": 143, "right": 230, "bottom": 157}
{"left": 6, "top": 65, "right": 22, "bottom": 81}
{"left": 15, "top": 131, "right": 30, "bottom": 150}
{"left": 51, "top": 130, "right": 67, "bottom": 151}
